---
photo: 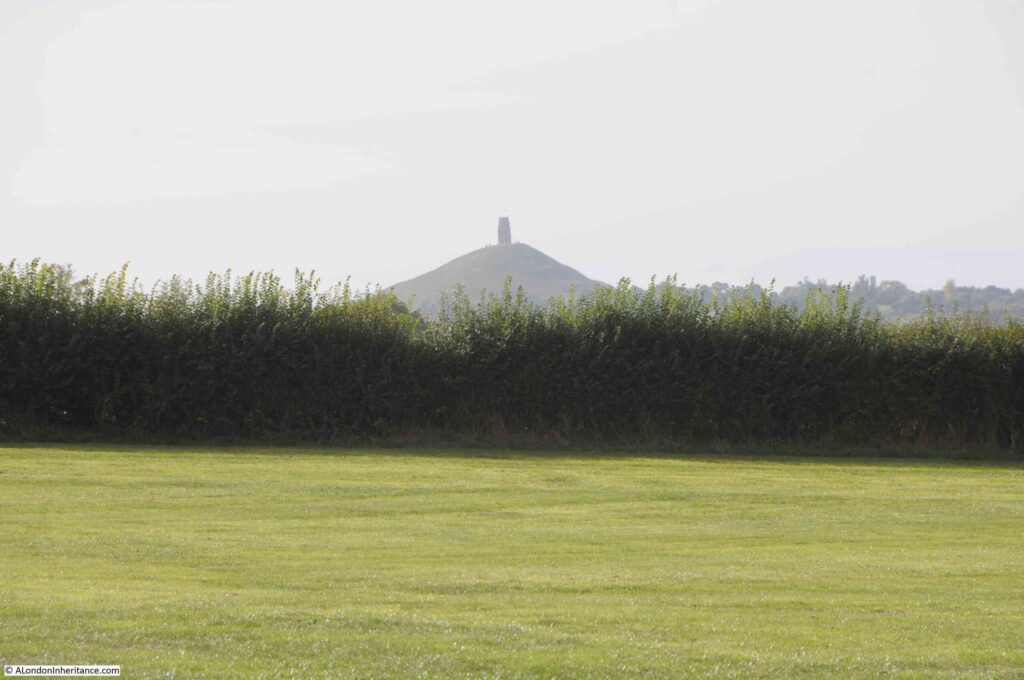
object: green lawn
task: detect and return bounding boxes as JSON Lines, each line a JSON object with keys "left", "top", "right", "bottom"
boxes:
{"left": 1, "top": 446, "right": 1022, "bottom": 678}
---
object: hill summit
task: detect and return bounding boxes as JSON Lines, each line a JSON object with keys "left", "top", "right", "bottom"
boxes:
{"left": 389, "top": 243, "right": 606, "bottom": 314}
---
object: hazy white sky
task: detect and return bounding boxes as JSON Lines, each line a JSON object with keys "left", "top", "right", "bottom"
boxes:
{"left": 3, "top": 0, "right": 1023, "bottom": 290}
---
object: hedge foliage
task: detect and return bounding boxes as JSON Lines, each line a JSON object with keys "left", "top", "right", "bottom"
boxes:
{"left": 1, "top": 260, "right": 1021, "bottom": 452}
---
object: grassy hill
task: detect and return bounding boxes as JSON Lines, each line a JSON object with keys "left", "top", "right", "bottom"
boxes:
{"left": 388, "top": 243, "right": 606, "bottom": 314}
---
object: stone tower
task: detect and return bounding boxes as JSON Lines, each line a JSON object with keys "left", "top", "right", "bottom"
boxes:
{"left": 498, "top": 216, "right": 512, "bottom": 245}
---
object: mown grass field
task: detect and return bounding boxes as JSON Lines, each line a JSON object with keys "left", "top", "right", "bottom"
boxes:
{"left": 1, "top": 446, "right": 1022, "bottom": 678}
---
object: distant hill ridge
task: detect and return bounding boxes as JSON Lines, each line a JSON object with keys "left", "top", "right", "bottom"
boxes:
{"left": 387, "top": 242, "right": 1024, "bottom": 320}
{"left": 388, "top": 243, "right": 607, "bottom": 314}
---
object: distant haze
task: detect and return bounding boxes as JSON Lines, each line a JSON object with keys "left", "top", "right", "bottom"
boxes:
{"left": 2, "top": 1, "right": 1022, "bottom": 290}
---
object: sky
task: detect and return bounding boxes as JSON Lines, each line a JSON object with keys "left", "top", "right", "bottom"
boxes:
{"left": 2, "top": 0, "right": 1023, "bottom": 292}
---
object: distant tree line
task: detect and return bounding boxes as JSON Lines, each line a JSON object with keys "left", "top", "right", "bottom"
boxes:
{"left": 1, "top": 260, "right": 1021, "bottom": 454}
{"left": 685, "top": 275, "right": 1024, "bottom": 322}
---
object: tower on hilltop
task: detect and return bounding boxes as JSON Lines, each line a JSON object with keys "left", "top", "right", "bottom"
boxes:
{"left": 498, "top": 216, "right": 511, "bottom": 245}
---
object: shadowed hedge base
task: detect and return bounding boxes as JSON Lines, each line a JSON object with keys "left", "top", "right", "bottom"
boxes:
{"left": 1, "top": 260, "right": 1022, "bottom": 453}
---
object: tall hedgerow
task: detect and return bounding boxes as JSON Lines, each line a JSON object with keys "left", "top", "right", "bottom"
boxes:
{"left": 0, "top": 260, "right": 1021, "bottom": 452}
